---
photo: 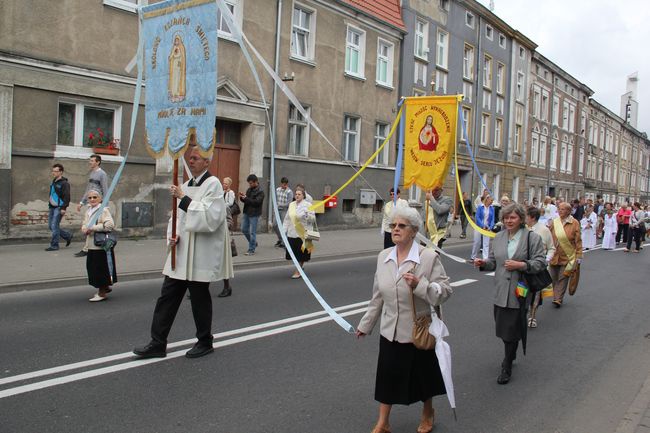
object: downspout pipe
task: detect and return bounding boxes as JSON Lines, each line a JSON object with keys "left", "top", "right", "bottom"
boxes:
{"left": 268, "top": 0, "right": 282, "bottom": 231}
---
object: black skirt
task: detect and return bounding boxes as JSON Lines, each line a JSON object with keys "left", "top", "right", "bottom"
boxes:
{"left": 86, "top": 248, "right": 118, "bottom": 288}
{"left": 375, "top": 335, "right": 446, "bottom": 405}
{"left": 285, "top": 237, "right": 311, "bottom": 262}
{"left": 494, "top": 305, "right": 523, "bottom": 342}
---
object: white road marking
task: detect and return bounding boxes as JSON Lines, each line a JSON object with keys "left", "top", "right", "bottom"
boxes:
{"left": 450, "top": 279, "right": 477, "bottom": 287}
{"left": 485, "top": 272, "right": 495, "bottom": 276}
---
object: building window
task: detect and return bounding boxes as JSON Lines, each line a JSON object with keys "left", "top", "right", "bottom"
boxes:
{"left": 552, "top": 96, "right": 559, "bottom": 126}
{"left": 512, "top": 177, "right": 519, "bottom": 202}
{"left": 291, "top": 3, "right": 316, "bottom": 61}
{"left": 414, "top": 61, "right": 427, "bottom": 85}
{"left": 439, "top": 0, "right": 450, "bottom": 11}
{"left": 530, "top": 135, "right": 539, "bottom": 165}
{"left": 463, "top": 81, "right": 473, "bottom": 103}
{"left": 345, "top": 26, "right": 366, "bottom": 78}
{"left": 541, "top": 91, "right": 549, "bottom": 121}
{"left": 567, "top": 143, "right": 573, "bottom": 174}
{"left": 463, "top": 44, "right": 474, "bottom": 80}
{"left": 485, "top": 25, "right": 493, "bottom": 40}
{"left": 408, "top": 186, "right": 422, "bottom": 204}
{"left": 482, "top": 90, "right": 491, "bottom": 110}
{"left": 493, "top": 174, "right": 500, "bottom": 200}
{"left": 560, "top": 141, "right": 567, "bottom": 172}
{"left": 498, "top": 33, "right": 506, "bottom": 49}
{"left": 539, "top": 136, "right": 547, "bottom": 168}
{"left": 483, "top": 54, "right": 492, "bottom": 89}
{"left": 496, "top": 63, "right": 505, "bottom": 94}
{"left": 343, "top": 115, "right": 360, "bottom": 162}
{"left": 550, "top": 139, "right": 557, "bottom": 169}
{"left": 435, "top": 69, "right": 447, "bottom": 94}
{"left": 515, "top": 72, "right": 524, "bottom": 101}
{"left": 103, "top": 0, "right": 142, "bottom": 13}
{"left": 461, "top": 106, "right": 471, "bottom": 141}
{"left": 342, "top": 199, "right": 355, "bottom": 213}
{"left": 568, "top": 104, "right": 576, "bottom": 132}
{"left": 494, "top": 118, "right": 503, "bottom": 149}
{"left": 465, "top": 11, "right": 475, "bottom": 28}
{"left": 519, "top": 46, "right": 526, "bottom": 59}
{"left": 57, "top": 100, "right": 121, "bottom": 150}
{"left": 514, "top": 125, "right": 522, "bottom": 154}
{"left": 376, "top": 38, "right": 394, "bottom": 87}
{"left": 288, "top": 104, "right": 309, "bottom": 156}
{"left": 374, "top": 122, "right": 389, "bottom": 165}
{"left": 436, "top": 30, "right": 449, "bottom": 69}
{"left": 414, "top": 19, "right": 428, "bottom": 60}
{"left": 216, "top": 0, "right": 243, "bottom": 40}
{"left": 496, "top": 96, "right": 504, "bottom": 115}
{"left": 480, "top": 113, "right": 490, "bottom": 146}
{"left": 578, "top": 148, "right": 585, "bottom": 175}
{"left": 562, "top": 101, "right": 569, "bottom": 130}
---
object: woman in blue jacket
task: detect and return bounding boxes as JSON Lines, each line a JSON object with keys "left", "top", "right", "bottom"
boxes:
{"left": 471, "top": 194, "right": 495, "bottom": 260}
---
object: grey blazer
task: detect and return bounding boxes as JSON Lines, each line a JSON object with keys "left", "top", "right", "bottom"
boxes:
{"left": 357, "top": 246, "right": 452, "bottom": 343}
{"left": 481, "top": 228, "right": 547, "bottom": 308}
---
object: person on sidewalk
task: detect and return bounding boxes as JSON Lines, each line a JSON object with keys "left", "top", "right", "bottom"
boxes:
{"left": 82, "top": 189, "right": 117, "bottom": 302}
{"left": 470, "top": 194, "right": 495, "bottom": 261}
{"left": 133, "top": 145, "right": 228, "bottom": 359}
{"left": 456, "top": 191, "right": 472, "bottom": 239}
{"left": 239, "top": 174, "right": 265, "bottom": 256}
{"left": 381, "top": 188, "right": 409, "bottom": 249}
{"left": 356, "top": 206, "right": 452, "bottom": 433}
{"left": 74, "top": 154, "right": 109, "bottom": 258}
{"left": 474, "top": 203, "right": 547, "bottom": 385}
{"left": 426, "top": 186, "right": 453, "bottom": 249}
{"left": 45, "top": 163, "right": 73, "bottom": 251}
{"left": 273, "top": 177, "right": 293, "bottom": 248}
{"left": 283, "top": 187, "right": 316, "bottom": 279}
{"left": 548, "top": 203, "right": 583, "bottom": 308}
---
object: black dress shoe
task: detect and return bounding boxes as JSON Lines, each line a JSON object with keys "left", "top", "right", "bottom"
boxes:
{"left": 217, "top": 287, "right": 232, "bottom": 298}
{"left": 74, "top": 250, "right": 87, "bottom": 257}
{"left": 133, "top": 343, "right": 166, "bottom": 358}
{"left": 497, "top": 368, "right": 511, "bottom": 384}
{"left": 185, "top": 343, "right": 214, "bottom": 358}
{"left": 66, "top": 234, "right": 73, "bottom": 247}
{"left": 45, "top": 246, "right": 59, "bottom": 251}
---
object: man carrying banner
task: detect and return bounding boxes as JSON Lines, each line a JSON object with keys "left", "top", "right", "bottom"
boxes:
{"left": 134, "top": 145, "right": 229, "bottom": 359}
{"left": 426, "top": 186, "right": 453, "bottom": 248}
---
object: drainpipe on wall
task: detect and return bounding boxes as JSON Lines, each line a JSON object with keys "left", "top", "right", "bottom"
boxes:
{"left": 268, "top": 0, "right": 283, "bottom": 232}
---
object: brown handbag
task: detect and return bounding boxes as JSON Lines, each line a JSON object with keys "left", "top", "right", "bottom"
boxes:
{"left": 409, "top": 279, "right": 436, "bottom": 350}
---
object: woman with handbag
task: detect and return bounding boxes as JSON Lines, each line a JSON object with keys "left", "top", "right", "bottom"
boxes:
{"left": 473, "top": 203, "right": 546, "bottom": 384}
{"left": 356, "top": 207, "right": 452, "bottom": 433}
{"left": 624, "top": 202, "right": 645, "bottom": 252}
{"left": 82, "top": 189, "right": 117, "bottom": 302}
{"left": 282, "top": 187, "right": 315, "bottom": 279}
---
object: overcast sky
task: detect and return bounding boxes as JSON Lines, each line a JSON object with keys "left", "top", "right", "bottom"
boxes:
{"left": 477, "top": 0, "right": 649, "bottom": 134}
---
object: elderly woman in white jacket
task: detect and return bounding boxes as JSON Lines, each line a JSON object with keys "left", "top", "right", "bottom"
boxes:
{"left": 82, "top": 189, "right": 116, "bottom": 302}
{"left": 283, "top": 187, "right": 316, "bottom": 279}
{"left": 356, "top": 206, "right": 452, "bottom": 433}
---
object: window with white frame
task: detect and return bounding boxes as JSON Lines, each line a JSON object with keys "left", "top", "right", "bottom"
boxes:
{"left": 345, "top": 26, "right": 365, "bottom": 78}
{"left": 498, "top": 33, "right": 506, "bottom": 49}
{"left": 465, "top": 11, "right": 475, "bottom": 28}
{"left": 485, "top": 25, "right": 493, "bottom": 40}
{"left": 483, "top": 54, "right": 492, "bottom": 88}
{"left": 514, "top": 125, "right": 522, "bottom": 154}
{"left": 533, "top": 87, "right": 541, "bottom": 118}
{"left": 435, "top": 69, "right": 447, "bottom": 94}
{"left": 482, "top": 90, "right": 491, "bottom": 110}
{"left": 494, "top": 118, "right": 503, "bottom": 149}
{"left": 496, "top": 63, "right": 505, "bottom": 94}
{"left": 216, "top": 0, "right": 243, "bottom": 40}
{"left": 552, "top": 96, "right": 559, "bottom": 126}
{"left": 480, "top": 113, "right": 490, "bottom": 146}
{"left": 103, "top": 0, "right": 142, "bottom": 13}
{"left": 560, "top": 141, "right": 567, "bottom": 172}
{"left": 461, "top": 106, "right": 471, "bottom": 141}
{"left": 436, "top": 30, "right": 449, "bottom": 69}
{"left": 291, "top": 3, "right": 316, "bottom": 61}
{"left": 492, "top": 174, "right": 500, "bottom": 200}
{"left": 578, "top": 148, "right": 584, "bottom": 175}
{"left": 588, "top": 121, "right": 594, "bottom": 144}
{"left": 439, "top": 0, "right": 450, "bottom": 11}
{"left": 519, "top": 46, "right": 525, "bottom": 59}
{"left": 515, "top": 72, "right": 524, "bottom": 101}
{"left": 568, "top": 104, "right": 576, "bottom": 132}
{"left": 496, "top": 96, "right": 504, "bottom": 115}
{"left": 512, "top": 177, "right": 519, "bottom": 202}
{"left": 57, "top": 100, "right": 121, "bottom": 151}
{"left": 463, "top": 81, "right": 473, "bottom": 103}
{"left": 463, "top": 44, "right": 474, "bottom": 80}
{"left": 567, "top": 143, "right": 573, "bottom": 173}
{"left": 408, "top": 186, "right": 422, "bottom": 204}
{"left": 580, "top": 110, "right": 587, "bottom": 135}
{"left": 414, "top": 19, "right": 428, "bottom": 60}
{"left": 562, "top": 101, "right": 569, "bottom": 130}
{"left": 376, "top": 38, "right": 394, "bottom": 87}
{"left": 374, "top": 122, "right": 389, "bottom": 165}
{"left": 343, "top": 115, "right": 360, "bottom": 161}
{"left": 529, "top": 186, "right": 536, "bottom": 203}
{"left": 288, "top": 104, "right": 309, "bottom": 156}
{"left": 541, "top": 91, "right": 549, "bottom": 121}
{"left": 539, "top": 136, "right": 547, "bottom": 167}
{"left": 414, "top": 61, "right": 427, "bottom": 85}
{"left": 530, "top": 134, "right": 539, "bottom": 165}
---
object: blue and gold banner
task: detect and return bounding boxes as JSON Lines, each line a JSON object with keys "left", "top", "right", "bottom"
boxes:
{"left": 142, "top": 0, "right": 217, "bottom": 159}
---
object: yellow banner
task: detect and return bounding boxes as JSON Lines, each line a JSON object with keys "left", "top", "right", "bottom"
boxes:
{"left": 403, "top": 95, "right": 461, "bottom": 191}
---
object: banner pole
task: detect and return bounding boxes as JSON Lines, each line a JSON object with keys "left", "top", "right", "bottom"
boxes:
{"left": 171, "top": 158, "right": 178, "bottom": 270}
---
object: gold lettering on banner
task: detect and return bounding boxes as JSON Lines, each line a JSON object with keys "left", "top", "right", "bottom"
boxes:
{"left": 151, "top": 36, "right": 161, "bottom": 69}
{"left": 191, "top": 107, "right": 206, "bottom": 116}
{"left": 164, "top": 16, "right": 191, "bottom": 32}
{"left": 195, "top": 24, "right": 210, "bottom": 60}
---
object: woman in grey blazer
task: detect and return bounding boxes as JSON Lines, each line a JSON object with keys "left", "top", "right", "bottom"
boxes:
{"left": 473, "top": 203, "right": 546, "bottom": 385}
{"left": 357, "top": 206, "right": 452, "bottom": 433}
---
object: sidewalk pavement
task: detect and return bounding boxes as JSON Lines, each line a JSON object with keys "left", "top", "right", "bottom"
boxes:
{"left": 0, "top": 223, "right": 475, "bottom": 293}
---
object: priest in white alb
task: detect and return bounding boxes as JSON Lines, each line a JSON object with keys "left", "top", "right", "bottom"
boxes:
{"left": 580, "top": 205, "right": 598, "bottom": 250}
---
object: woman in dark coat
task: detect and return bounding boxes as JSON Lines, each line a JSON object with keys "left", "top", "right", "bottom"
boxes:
{"left": 473, "top": 203, "right": 546, "bottom": 384}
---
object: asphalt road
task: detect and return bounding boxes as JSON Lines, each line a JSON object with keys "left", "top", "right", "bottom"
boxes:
{"left": 1, "top": 242, "right": 649, "bottom": 433}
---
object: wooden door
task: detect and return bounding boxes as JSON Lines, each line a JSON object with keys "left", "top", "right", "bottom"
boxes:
{"left": 210, "top": 120, "right": 241, "bottom": 194}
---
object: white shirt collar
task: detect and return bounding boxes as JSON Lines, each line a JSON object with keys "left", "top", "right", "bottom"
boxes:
{"left": 384, "top": 240, "right": 421, "bottom": 265}
{"left": 192, "top": 170, "right": 208, "bottom": 185}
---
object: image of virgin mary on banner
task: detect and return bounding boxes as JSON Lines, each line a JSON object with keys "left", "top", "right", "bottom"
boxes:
{"left": 403, "top": 95, "right": 461, "bottom": 190}
{"left": 142, "top": 0, "right": 218, "bottom": 159}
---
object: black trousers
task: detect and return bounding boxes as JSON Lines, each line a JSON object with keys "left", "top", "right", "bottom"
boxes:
{"left": 502, "top": 341, "right": 519, "bottom": 369}
{"left": 150, "top": 276, "right": 213, "bottom": 346}
{"left": 626, "top": 226, "right": 643, "bottom": 251}
{"left": 616, "top": 223, "right": 629, "bottom": 243}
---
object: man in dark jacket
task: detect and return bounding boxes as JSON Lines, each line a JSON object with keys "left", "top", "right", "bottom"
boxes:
{"left": 46, "top": 163, "right": 73, "bottom": 251}
{"left": 239, "top": 174, "right": 265, "bottom": 255}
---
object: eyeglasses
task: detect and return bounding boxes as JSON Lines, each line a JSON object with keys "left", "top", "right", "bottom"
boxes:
{"left": 388, "top": 223, "right": 410, "bottom": 230}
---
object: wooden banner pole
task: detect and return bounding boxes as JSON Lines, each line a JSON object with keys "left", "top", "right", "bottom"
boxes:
{"left": 171, "top": 158, "right": 178, "bottom": 270}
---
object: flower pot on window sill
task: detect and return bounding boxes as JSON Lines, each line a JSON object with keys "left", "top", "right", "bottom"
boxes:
{"left": 93, "top": 147, "right": 119, "bottom": 156}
